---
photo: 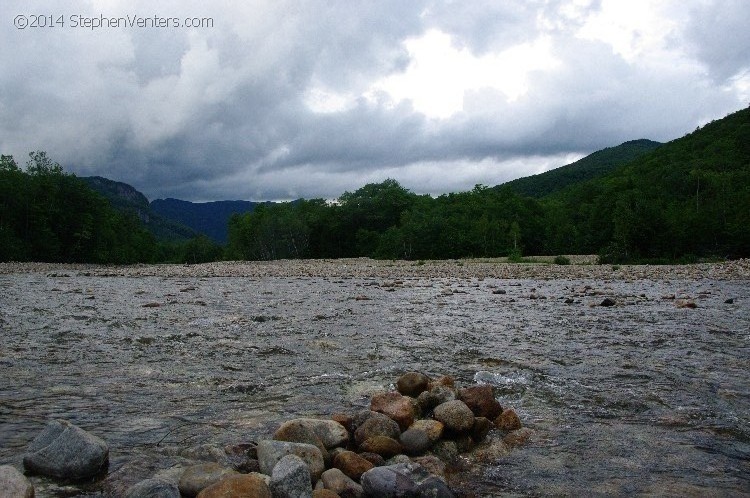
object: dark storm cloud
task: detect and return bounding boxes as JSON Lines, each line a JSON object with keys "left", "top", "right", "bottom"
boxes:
{"left": 0, "top": 0, "right": 747, "bottom": 201}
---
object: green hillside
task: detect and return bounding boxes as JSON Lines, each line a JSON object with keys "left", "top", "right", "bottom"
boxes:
{"left": 82, "top": 176, "right": 198, "bottom": 242}
{"left": 543, "top": 106, "right": 750, "bottom": 260}
{"left": 502, "top": 139, "right": 662, "bottom": 198}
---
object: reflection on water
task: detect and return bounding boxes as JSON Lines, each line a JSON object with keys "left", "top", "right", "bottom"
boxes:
{"left": 0, "top": 273, "right": 748, "bottom": 496}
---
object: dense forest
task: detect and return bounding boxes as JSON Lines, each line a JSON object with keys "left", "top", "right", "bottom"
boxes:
{"left": 226, "top": 107, "right": 749, "bottom": 263}
{"left": 1, "top": 107, "right": 748, "bottom": 264}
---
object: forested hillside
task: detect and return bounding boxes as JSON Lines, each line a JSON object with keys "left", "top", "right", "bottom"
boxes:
{"left": 3, "top": 107, "right": 748, "bottom": 264}
{"left": 503, "top": 139, "right": 662, "bottom": 198}
{"left": 227, "top": 107, "right": 750, "bottom": 262}
{"left": 0, "top": 152, "right": 156, "bottom": 263}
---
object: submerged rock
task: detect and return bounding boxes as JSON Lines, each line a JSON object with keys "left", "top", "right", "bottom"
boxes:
{"left": 23, "top": 419, "right": 109, "bottom": 481}
{"left": 495, "top": 408, "right": 522, "bottom": 431}
{"left": 125, "top": 478, "right": 180, "bottom": 498}
{"left": 458, "top": 385, "right": 502, "bottom": 419}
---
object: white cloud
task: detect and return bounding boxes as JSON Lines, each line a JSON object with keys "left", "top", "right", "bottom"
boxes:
{"left": 0, "top": 0, "right": 747, "bottom": 201}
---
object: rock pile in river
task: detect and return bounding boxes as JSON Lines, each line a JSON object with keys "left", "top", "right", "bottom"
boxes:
{"left": 14, "top": 372, "right": 527, "bottom": 497}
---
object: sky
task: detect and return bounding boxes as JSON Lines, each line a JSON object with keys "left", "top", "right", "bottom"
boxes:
{"left": 1, "top": 1, "right": 748, "bottom": 202}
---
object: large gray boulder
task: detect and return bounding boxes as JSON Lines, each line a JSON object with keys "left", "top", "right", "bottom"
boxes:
{"left": 0, "top": 465, "right": 34, "bottom": 498}
{"left": 23, "top": 420, "right": 109, "bottom": 480}
{"left": 270, "top": 454, "right": 312, "bottom": 498}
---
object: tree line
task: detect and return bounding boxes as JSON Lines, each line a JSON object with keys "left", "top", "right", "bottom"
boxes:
{"left": 2, "top": 107, "right": 748, "bottom": 264}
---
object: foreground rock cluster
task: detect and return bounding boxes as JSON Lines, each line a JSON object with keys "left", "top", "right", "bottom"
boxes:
{"left": 8, "top": 372, "right": 529, "bottom": 497}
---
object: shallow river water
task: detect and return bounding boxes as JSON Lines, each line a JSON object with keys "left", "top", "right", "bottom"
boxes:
{"left": 1, "top": 269, "right": 748, "bottom": 496}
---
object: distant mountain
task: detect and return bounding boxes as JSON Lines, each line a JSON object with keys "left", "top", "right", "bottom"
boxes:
{"left": 81, "top": 176, "right": 198, "bottom": 242}
{"left": 501, "top": 139, "right": 662, "bottom": 197}
{"left": 150, "top": 198, "right": 262, "bottom": 244}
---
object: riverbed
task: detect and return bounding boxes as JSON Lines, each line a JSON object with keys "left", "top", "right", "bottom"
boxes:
{"left": 1, "top": 259, "right": 748, "bottom": 496}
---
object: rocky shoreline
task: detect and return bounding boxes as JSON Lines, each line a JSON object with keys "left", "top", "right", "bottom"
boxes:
{"left": 1, "top": 257, "right": 749, "bottom": 280}
{"left": 2, "top": 373, "right": 530, "bottom": 497}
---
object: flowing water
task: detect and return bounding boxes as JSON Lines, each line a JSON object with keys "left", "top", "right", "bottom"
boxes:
{"left": 0, "top": 271, "right": 748, "bottom": 496}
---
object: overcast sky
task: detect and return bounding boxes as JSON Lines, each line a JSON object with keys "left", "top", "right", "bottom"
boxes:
{"left": 2, "top": 1, "right": 748, "bottom": 202}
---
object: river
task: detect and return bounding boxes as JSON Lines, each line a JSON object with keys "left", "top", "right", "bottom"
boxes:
{"left": 0, "top": 265, "right": 748, "bottom": 496}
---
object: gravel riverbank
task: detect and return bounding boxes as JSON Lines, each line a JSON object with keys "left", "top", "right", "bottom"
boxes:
{"left": 1, "top": 257, "right": 749, "bottom": 280}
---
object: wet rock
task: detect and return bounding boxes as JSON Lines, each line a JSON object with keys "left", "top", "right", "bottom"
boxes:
{"left": 125, "top": 478, "right": 180, "bottom": 498}
{"left": 257, "top": 440, "right": 325, "bottom": 482}
{"left": 396, "top": 372, "right": 431, "bottom": 397}
{"left": 495, "top": 408, "right": 522, "bottom": 431}
{"left": 353, "top": 412, "right": 401, "bottom": 446}
{"left": 270, "top": 454, "right": 313, "bottom": 498}
{"left": 411, "top": 420, "right": 444, "bottom": 443}
{"left": 196, "top": 473, "right": 271, "bottom": 498}
{"left": 503, "top": 428, "right": 534, "bottom": 447}
{"left": 676, "top": 299, "right": 697, "bottom": 308}
{"left": 180, "top": 444, "right": 228, "bottom": 464}
{"left": 0, "top": 465, "right": 34, "bottom": 498}
{"left": 433, "top": 400, "right": 475, "bottom": 433}
{"left": 416, "top": 475, "right": 455, "bottom": 497}
{"left": 330, "top": 413, "right": 354, "bottom": 435}
{"left": 332, "top": 451, "right": 374, "bottom": 481}
{"left": 360, "top": 462, "right": 438, "bottom": 498}
{"left": 399, "top": 427, "right": 433, "bottom": 455}
{"left": 23, "top": 419, "right": 109, "bottom": 480}
{"left": 312, "top": 490, "right": 341, "bottom": 498}
{"left": 224, "top": 442, "right": 259, "bottom": 472}
{"left": 275, "top": 418, "right": 350, "bottom": 449}
{"left": 319, "top": 468, "right": 364, "bottom": 498}
{"left": 178, "top": 463, "right": 237, "bottom": 497}
{"left": 274, "top": 421, "right": 330, "bottom": 463}
{"left": 470, "top": 417, "right": 492, "bottom": 442}
{"left": 430, "top": 440, "right": 458, "bottom": 463}
{"left": 472, "top": 436, "right": 511, "bottom": 462}
{"left": 416, "top": 386, "right": 456, "bottom": 412}
{"left": 428, "top": 376, "right": 456, "bottom": 390}
{"left": 371, "top": 391, "right": 416, "bottom": 431}
{"left": 358, "top": 452, "right": 386, "bottom": 467}
{"left": 411, "top": 456, "right": 446, "bottom": 478}
{"left": 359, "top": 436, "right": 403, "bottom": 458}
{"left": 458, "top": 385, "right": 502, "bottom": 419}
{"left": 600, "top": 297, "right": 616, "bottom": 307}
{"left": 386, "top": 454, "right": 412, "bottom": 466}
